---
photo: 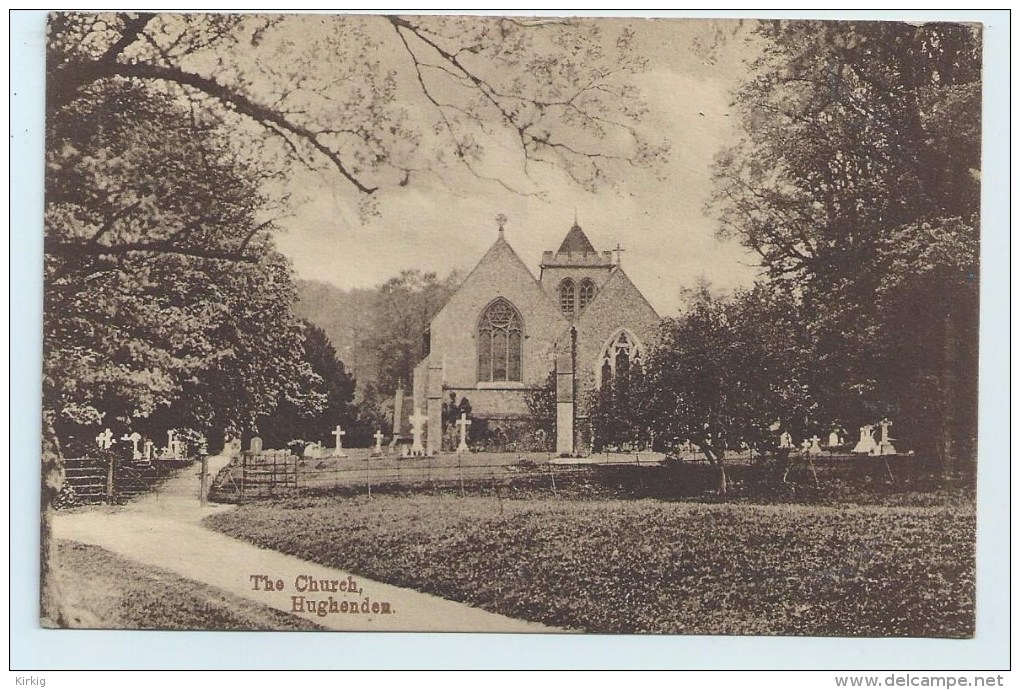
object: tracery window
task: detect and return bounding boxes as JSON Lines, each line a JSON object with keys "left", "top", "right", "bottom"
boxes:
{"left": 578, "top": 279, "right": 596, "bottom": 310}
{"left": 598, "top": 330, "right": 643, "bottom": 388}
{"left": 559, "top": 279, "right": 576, "bottom": 316}
{"left": 477, "top": 298, "right": 523, "bottom": 382}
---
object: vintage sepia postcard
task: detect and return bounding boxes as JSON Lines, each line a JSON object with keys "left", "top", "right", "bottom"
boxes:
{"left": 37, "top": 11, "right": 989, "bottom": 645}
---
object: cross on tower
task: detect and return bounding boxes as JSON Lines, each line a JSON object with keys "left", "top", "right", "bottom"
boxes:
{"left": 496, "top": 213, "right": 508, "bottom": 236}
{"left": 612, "top": 242, "right": 626, "bottom": 266}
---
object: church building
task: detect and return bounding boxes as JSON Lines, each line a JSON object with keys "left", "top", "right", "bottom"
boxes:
{"left": 412, "top": 216, "right": 661, "bottom": 455}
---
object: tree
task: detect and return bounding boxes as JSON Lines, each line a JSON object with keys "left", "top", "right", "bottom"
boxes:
{"left": 45, "top": 80, "right": 313, "bottom": 451}
{"left": 524, "top": 370, "right": 557, "bottom": 442}
{"left": 359, "top": 269, "right": 461, "bottom": 391}
{"left": 47, "top": 12, "right": 668, "bottom": 207}
{"left": 41, "top": 78, "right": 314, "bottom": 623}
{"left": 711, "top": 20, "right": 980, "bottom": 471}
{"left": 589, "top": 366, "right": 650, "bottom": 452}
{"left": 642, "top": 284, "right": 816, "bottom": 493}
{"left": 255, "top": 321, "right": 368, "bottom": 449}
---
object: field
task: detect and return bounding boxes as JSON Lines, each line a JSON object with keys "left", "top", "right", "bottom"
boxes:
{"left": 53, "top": 540, "right": 324, "bottom": 631}
{"left": 205, "top": 487, "right": 975, "bottom": 636}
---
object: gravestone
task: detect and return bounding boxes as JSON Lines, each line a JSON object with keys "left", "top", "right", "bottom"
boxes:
{"left": 143, "top": 439, "right": 154, "bottom": 462}
{"left": 250, "top": 436, "right": 263, "bottom": 453}
{"left": 852, "top": 425, "right": 877, "bottom": 454}
{"left": 331, "top": 425, "right": 349, "bottom": 458}
{"left": 121, "top": 432, "right": 142, "bottom": 460}
{"left": 409, "top": 409, "right": 428, "bottom": 456}
{"left": 800, "top": 439, "right": 811, "bottom": 453}
{"left": 303, "top": 443, "right": 322, "bottom": 459}
{"left": 96, "top": 428, "right": 114, "bottom": 450}
{"left": 372, "top": 430, "right": 385, "bottom": 457}
{"left": 455, "top": 413, "right": 472, "bottom": 453}
{"left": 807, "top": 435, "right": 823, "bottom": 455}
{"left": 778, "top": 431, "right": 794, "bottom": 449}
{"left": 872, "top": 419, "right": 897, "bottom": 456}
{"left": 828, "top": 430, "right": 842, "bottom": 448}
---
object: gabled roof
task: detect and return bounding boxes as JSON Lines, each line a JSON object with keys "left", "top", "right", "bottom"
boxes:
{"left": 557, "top": 223, "right": 597, "bottom": 254}
{"left": 428, "top": 232, "right": 565, "bottom": 329}
{"left": 580, "top": 266, "right": 661, "bottom": 321}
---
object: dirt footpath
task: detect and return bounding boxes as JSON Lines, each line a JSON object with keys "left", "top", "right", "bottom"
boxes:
{"left": 52, "top": 454, "right": 555, "bottom": 633}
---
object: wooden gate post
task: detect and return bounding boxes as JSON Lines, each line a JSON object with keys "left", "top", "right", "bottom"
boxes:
{"left": 105, "top": 453, "right": 115, "bottom": 503}
{"left": 199, "top": 454, "right": 209, "bottom": 505}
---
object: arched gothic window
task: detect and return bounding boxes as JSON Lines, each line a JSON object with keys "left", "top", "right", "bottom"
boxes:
{"left": 598, "top": 330, "right": 643, "bottom": 388}
{"left": 559, "top": 279, "right": 576, "bottom": 316}
{"left": 578, "top": 279, "right": 596, "bottom": 310}
{"left": 477, "top": 298, "right": 523, "bottom": 382}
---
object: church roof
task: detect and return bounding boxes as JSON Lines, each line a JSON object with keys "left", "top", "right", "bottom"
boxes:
{"left": 557, "top": 223, "right": 597, "bottom": 254}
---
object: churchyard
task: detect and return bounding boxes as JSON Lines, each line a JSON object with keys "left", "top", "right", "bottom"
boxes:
{"left": 52, "top": 411, "right": 974, "bottom": 636}
{"left": 194, "top": 424, "right": 973, "bottom": 636}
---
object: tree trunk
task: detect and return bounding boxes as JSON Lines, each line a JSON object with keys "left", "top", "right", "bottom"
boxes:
{"left": 40, "top": 411, "right": 66, "bottom": 627}
{"left": 937, "top": 309, "right": 958, "bottom": 477}
{"left": 702, "top": 444, "right": 728, "bottom": 495}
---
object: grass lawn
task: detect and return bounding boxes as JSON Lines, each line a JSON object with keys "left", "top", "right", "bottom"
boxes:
{"left": 205, "top": 492, "right": 974, "bottom": 636}
{"left": 53, "top": 540, "right": 324, "bottom": 631}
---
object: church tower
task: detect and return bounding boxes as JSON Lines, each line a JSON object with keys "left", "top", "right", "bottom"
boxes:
{"left": 539, "top": 218, "right": 616, "bottom": 321}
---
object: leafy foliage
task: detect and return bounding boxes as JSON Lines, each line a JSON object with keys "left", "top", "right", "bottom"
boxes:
{"left": 357, "top": 269, "right": 461, "bottom": 391}
{"left": 47, "top": 13, "right": 669, "bottom": 202}
{"left": 710, "top": 21, "right": 981, "bottom": 470}
{"left": 45, "top": 80, "right": 316, "bottom": 454}
{"left": 254, "top": 321, "right": 364, "bottom": 450}
{"left": 633, "top": 284, "right": 816, "bottom": 491}
{"left": 524, "top": 370, "right": 557, "bottom": 440}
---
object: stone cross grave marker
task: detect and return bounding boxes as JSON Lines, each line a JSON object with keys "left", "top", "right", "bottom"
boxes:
{"left": 373, "top": 430, "right": 385, "bottom": 456}
{"left": 96, "top": 428, "right": 114, "bottom": 450}
{"left": 409, "top": 409, "right": 428, "bottom": 455}
{"left": 800, "top": 439, "right": 811, "bottom": 453}
{"left": 331, "top": 425, "right": 349, "bottom": 458}
{"left": 121, "top": 432, "right": 142, "bottom": 460}
{"left": 250, "top": 436, "right": 263, "bottom": 453}
{"left": 455, "top": 413, "right": 472, "bottom": 453}
{"left": 808, "top": 435, "right": 823, "bottom": 455}
{"left": 873, "top": 419, "right": 897, "bottom": 456}
{"left": 143, "top": 439, "right": 153, "bottom": 462}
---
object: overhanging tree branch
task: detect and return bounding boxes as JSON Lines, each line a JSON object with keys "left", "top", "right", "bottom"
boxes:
{"left": 46, "top": 238, "right": 260, "bottom": 263}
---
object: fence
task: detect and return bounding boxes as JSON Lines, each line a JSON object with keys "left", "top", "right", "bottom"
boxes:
{"left": 61, "top": 455, "right": 191, "bottom": 505}
{"left": 208, "top": 448, "right": 949, "bottom": 504}
{"left": 208, "top": 449, "right": 619, "bottom": 503}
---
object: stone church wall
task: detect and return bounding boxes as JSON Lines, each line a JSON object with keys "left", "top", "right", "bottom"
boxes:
{"left": 427, "top": 238, "right": 569, "bottom": 391}
{"left": 573, "top": 269, "right": 662, "bottom": 397}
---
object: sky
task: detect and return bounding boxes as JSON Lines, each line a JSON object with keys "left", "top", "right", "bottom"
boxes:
{"left": 259, "top": 15, "right": 764, "bottom": 317}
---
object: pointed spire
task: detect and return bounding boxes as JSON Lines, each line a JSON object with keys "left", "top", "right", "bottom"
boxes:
{"left": 573, "top": 207, "right": 579, "bottom": 229}
{"left": 557, "top": 217, "right": 597, "bottom": 254}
